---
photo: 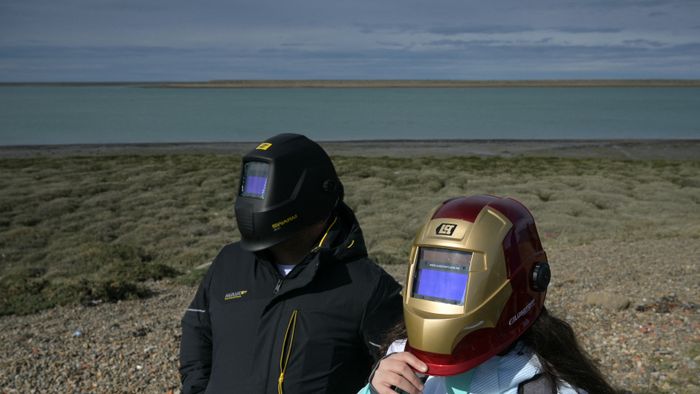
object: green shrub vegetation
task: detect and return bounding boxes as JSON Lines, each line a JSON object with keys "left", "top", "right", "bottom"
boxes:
{"left": 1, "top": 153, "right": 698, "bottom": 315}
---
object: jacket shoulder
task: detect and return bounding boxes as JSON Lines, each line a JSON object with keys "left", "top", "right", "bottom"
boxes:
{"left": 211, "top": 241, "right": 248, "bottom": 267}
{"left": 217, "top": 241, "right": 245, "bottom": 258}
{"left": 343, "top": 255, "right": 398, "bottom": 285}
{"left": 202, "top": 242, "right": 256, "bottom": 283}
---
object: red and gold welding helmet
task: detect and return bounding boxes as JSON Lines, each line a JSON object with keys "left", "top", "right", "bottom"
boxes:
{"left": 404, "top": 195, "right": 551, "bottom": 376}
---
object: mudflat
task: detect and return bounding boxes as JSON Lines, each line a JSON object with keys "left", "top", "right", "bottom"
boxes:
{"left": 0, "top": 139, "right": 698, "bottom": 393}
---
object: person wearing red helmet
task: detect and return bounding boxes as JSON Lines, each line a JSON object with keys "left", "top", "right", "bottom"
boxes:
{"left": 360, "top": 195, "right": 616, "bottom": 394}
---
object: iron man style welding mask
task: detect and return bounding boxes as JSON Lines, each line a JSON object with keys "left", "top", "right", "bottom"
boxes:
{"left": 404, "top": 195, "right": 550, "bottom": 376}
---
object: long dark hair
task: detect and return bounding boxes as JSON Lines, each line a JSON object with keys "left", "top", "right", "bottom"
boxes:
{"left": 521, "top": 308, "right": 616, "bottom": 394}
{"left": 379, "top": 308, "right": 616, "bottom": 393}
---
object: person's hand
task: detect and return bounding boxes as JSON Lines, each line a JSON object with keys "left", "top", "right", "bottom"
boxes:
{"left": 370, "top": 352, "right": 428, "bottom": 394}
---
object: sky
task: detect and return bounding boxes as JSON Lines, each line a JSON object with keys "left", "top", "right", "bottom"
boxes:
{"left": 1, "top": 0, "right": 699, "bottom": 81}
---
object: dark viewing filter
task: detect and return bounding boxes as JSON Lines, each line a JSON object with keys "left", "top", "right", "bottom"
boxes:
{"left": 240, "top": 161, "right": 270, "bottom": 198}
{"left": 412, "top": 248, "right": 472, "bottom": 305}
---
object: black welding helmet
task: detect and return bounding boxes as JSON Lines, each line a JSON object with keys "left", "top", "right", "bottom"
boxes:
{"left": 234, "top": 133, "right": 344, "bottom": 251}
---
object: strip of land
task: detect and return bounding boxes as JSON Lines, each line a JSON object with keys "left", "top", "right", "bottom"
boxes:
{"left": 2, "top": 79, "right": 700, "bottom": 88}
{"left": 152, "top": 79, "right": 700, "bottom": 88}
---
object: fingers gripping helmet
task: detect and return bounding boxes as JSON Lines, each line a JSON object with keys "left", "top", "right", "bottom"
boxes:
{"left": 234, "top": 133, "right": 344, "bottom": 251}
{"left": 404, "top": 195, "right": 550, "bottom": 376}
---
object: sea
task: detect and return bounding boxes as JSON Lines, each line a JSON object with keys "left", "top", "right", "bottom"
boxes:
{"left": 0, "top": 86, "right": 698, "bottom": 145}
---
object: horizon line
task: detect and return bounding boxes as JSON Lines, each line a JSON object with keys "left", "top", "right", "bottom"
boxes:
{"left": 2, "top": 137, "right": 699, "bottom": 149}
{"left": 3, "top": 78, "right": 700, "bottom": 88}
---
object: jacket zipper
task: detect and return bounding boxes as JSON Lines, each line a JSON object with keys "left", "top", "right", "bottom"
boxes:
{"left": 273, "top": 278, "right": 283, "bottom": 295}
{"left": 263, "top": 278, "right": 284, "bottom": 394}
{"left": 277, "top": 309, "right": 299, "bottom": 394}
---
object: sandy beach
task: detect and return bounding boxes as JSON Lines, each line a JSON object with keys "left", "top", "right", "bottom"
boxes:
{"left": 0, "top": 140, "right": 698, "bottom": 393}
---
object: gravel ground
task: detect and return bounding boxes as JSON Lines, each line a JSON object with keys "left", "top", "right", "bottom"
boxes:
{"left": 1, "top": 139, "right": 698, "bottom": 393}
{"left": 546, "top": 237, "right": 699, "bottom": 394}
{"left": 1, "top": 236, "right": 697, "bottom": 393}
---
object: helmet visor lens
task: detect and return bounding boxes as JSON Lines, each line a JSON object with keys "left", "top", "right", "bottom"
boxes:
{"left": 240, "top": 161, "right": 270, "bottom": 199}
{"left": 412, "top": 248, "right": 472, "bottom": 305}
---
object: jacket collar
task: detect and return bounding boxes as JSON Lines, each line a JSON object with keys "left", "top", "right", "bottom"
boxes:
{"left": 256, "top": 202, "right": 368, "bottom": 297}
{"left": 314, "top": 202, "right": 368, "bottom": 263}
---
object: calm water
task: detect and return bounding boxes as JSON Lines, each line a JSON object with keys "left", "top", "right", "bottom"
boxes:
{"left": 1, "top": 86, "right": 698, "bottom": 145}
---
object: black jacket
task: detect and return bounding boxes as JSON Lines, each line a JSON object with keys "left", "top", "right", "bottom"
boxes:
{"left": 179, "top": 203, "right": 403, "bottom": 394}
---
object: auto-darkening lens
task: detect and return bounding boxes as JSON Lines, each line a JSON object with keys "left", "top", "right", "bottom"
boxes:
{"left": 412, "top": 248, "right": 472, "bottom": 305}
{"left": 240, "top": 161, "right": 270, "bottom": 198}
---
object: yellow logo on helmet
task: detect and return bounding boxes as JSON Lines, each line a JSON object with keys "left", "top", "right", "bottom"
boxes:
{"left": 272, "top": 214, "right": 299, "bottom": 230}
{"left": 256, "top": 142, "right": 272, "bottom": 151}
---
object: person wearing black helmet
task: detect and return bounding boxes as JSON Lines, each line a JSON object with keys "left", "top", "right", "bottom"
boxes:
{"left": 179, "top": 133, "right": 403, "bottom": 394}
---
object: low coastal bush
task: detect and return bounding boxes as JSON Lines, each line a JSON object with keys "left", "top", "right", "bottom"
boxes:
{"left": 0, "top": 153, "right": 698, "bottom": 315}
{"left": 0, "top": 260, "right": 174, "bottom": 315}
{"left": 175, "top": 266, "right": 209, "bottom": 287}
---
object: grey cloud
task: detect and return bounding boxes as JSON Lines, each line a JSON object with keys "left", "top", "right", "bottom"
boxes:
{"left": 3, "top": 40, "right": 700, "bottom": 81}
{"left": 428, "top": 39, "right": 501, "bottom": 47}
{"left": 2, "top": 0, "right": 700, "bottom": 80}
{"left": 256, "top": 40, "right": 700, "bottom": 68}
{"left": 89, "top": 0, "right": 172, "bottom": 13}
{"left": 375, "top": 41, "right": 406, "bottom": 48}
{"left": 553, "top": 27, "right": 622, "bottom": 33}
{"left": 355, "top": 23, "right": 536, "bottom": 36}
{"left": 417, "top": 37, "right": 700, "bottom": 62}
{"left": 355, "top": 23, "right": 421, "bottom": 34}
{"left": 0, "top": 44, "right": 223, "bottom": 61}
{"left": 581, "top": 0, "right": 696, "bottom": 8}
{"left": 427, "top": 25, "right": 534, "bottom": 35}
{"left": 668, "top": 42, "right": 700, "bottom": 53}
{"left": 622, "top": 39, "right": 667, "bottom": 47}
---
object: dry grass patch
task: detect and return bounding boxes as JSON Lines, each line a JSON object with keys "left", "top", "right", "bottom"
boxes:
{"left": 1, "top": 154, "right": 698, "bottom": 314}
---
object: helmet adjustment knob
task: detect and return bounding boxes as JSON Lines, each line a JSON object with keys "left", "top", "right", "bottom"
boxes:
{"left": 531, "top": 262, "right": 551, "bottom": 291}
{"left": 322, "top": 179, "right": 337, "bottom": 193}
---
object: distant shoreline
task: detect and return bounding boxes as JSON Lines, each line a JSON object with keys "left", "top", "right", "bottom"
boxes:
{"left": 3, "top": 79, "right": 700, "bottom": 88}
